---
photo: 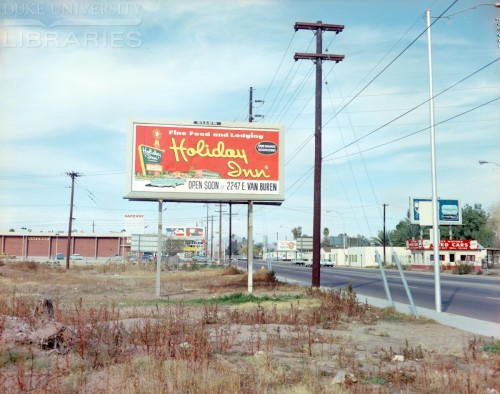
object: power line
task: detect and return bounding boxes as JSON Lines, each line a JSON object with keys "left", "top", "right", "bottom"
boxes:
{"left": 322, "top": 0, "right": 459, "bottom": 129}
{"left": 261, "top": 30, "right": 297, "bottom": 103}
{"left": 324, "top": 95, "right": 500, "bottom": 161}
{"left": 323, "top": 57, "right": 500, "bottom": 161}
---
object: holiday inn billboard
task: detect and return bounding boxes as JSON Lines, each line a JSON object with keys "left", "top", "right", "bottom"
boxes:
{"left": 124, "top": 119, "right": 285, "bottom": 202}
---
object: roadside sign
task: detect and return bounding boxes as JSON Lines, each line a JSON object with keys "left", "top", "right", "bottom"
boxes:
{"left": 409, "top": 197, "right": 461, "bottom": 225}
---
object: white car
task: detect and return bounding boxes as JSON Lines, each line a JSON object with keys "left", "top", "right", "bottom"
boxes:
{"left": 70, "top": 254, "right": 83, "bottom": 260}
{"left": 320, "top": 259, "right": 333, "bottom": 267}
{"left": 304, "top": 259, "right": 333, "bottom": 268}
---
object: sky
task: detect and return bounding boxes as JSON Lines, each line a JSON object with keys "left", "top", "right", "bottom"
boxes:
{"left": 1, "top": 0, "right": 499, "bottom": 246}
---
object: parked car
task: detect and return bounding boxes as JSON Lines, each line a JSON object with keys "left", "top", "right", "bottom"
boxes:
{"left": 320, "top": 259, "right": 333, "bottom": 267}
{"left": 291, "top": 259, "right": 307, "bottom": 266}
{"left": 304, "top": 259, "right": 332, "bottom": 268}
{"left": 51, "top": 253, "right": 64, "bottom": 260}
{"left": 70, "top": 254, "right": 83, "bottom": 260}
{"left": 142, "top": 253, "right": 154, "bottom": 262}
{"left": 192, "top": 255, "right": 209, "bottom": 263}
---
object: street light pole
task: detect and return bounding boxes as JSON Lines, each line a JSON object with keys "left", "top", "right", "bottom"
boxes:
{"left": 426, "top": 9, "right": 442, "bottom": 313}
{"left": 383, "top": 204, "right": 388, "bottom": 265}
{"left": 424, "top": 2, "right": 500, "bottom": 313}
{"left": 276, "top": 232, "right": 278, "bottom": 261}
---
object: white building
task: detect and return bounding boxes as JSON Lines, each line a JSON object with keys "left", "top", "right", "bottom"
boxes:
{"left": 266, "top": 239, "right": 496, "bottom": 272}
{"left": 406, "top": 239, "right": 488, "bottom": 271}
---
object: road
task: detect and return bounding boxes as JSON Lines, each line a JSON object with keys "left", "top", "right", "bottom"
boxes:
{"left": 244, "top": 260, "right": 500, "bottom": 324}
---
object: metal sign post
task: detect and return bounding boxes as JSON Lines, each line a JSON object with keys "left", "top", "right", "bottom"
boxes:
{"left": 156, "top": 200, "right": 163, "bottom": 298}
{"left": 247, "top": 201, "right": 253, "bottom": 294}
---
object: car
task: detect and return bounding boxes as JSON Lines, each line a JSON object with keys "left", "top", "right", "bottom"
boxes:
{"left": 142, "top": 253, "right": 154, "bottom": 261}
{"left": 146, "top": 178, "right": 186, "bottom": 188}
{"left": 52, "top": 253, "right": 64, "bottom": 260}
{"left": 70, "top": 254, "right": 83, "bottom": 260}
{"left": 291, "top": 259, "right": 307, "bottom": 266}
{"left": 192, "top": 255, "right": 209, "bottom": 263}
{"left": 320, "top": 259, "right": 333, "bottom": 267}
{"left": 304, "top": 259, "right": 332, "bottom": 268}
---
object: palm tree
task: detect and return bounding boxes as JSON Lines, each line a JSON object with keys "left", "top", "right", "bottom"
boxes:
{"left": 322, "top": 227, "right": 330, "bottom": 247}
{"left": 291, "top": 226, "right": 302, "bottom": 240}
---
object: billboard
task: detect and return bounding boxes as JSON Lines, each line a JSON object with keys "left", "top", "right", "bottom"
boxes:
{"left": 124, "top": 120, "right": 284, "bottom": 202}
{"left": 165, "top": 227, "right": 205, "bottom": 237}
{"left": 277, "top": 240, "right": 297, "bottom": 251}
{"left": 409, "top": 197, "right": 461, "bottom": 225}
{"left": 124, "top": 213, "right": 145, "bottom": 234}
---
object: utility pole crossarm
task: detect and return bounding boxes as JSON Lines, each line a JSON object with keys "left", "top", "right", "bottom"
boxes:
{"left": 294, "top": 22, "right": 344, "bottom": 32}
{"left": 294, "top": 53, "right": 345, "bottom": 62}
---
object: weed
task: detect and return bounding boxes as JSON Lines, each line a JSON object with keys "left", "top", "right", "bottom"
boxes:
{"left": 222, "top": 266, "right": 243, "bottom": 275}
{"left": 401, "top": 339, "right": 425, "bottom": 360}
{"left": 482, "top": 341, "right": 500, "bottom": 354}
{"left": 16, "top": 260, "right": 40, "bottom": 271}
{"left": 0, "top": 349, "right": 25, "bottom": 367}
{"left": 1, "top": 263, "right": 498, "bottom": 393}
{"left": 454, "top": 262, "right": 472, "bottom": 275}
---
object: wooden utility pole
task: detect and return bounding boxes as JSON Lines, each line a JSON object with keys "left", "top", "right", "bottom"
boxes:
{"left": 65, "top": 171, "right": 81, "bottom": 269}
{"left": 294, "top": 21, "right": 344, "bottom": 287}
{"left": 248, "top": 87, "right": 263, "bottom": 123}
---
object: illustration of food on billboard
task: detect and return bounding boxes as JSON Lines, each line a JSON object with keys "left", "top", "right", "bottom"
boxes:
{"left": 130, "top": 121, "right": 283, "bottom": 200}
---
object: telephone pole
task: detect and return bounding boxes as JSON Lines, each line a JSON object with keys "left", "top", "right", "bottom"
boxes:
{"left": 65, "top": 171, "right": 81, "bottom": 269}
{"left": 248, "top": 86, "right": 264, "bottom": 122}
{"left": 294, "top": 21, "right": 344, "bottom": 287}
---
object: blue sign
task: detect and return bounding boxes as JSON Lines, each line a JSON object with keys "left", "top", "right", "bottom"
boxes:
{"left": 410, "top": 198, "right": 461, "bottom": 225}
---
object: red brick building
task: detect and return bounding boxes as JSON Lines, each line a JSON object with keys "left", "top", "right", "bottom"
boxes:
{"left": 0, "top": 232, "right": 131, "bottom": 261}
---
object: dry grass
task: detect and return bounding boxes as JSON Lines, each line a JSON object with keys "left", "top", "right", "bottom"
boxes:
{"left": 0, "top": 260, "right": 499, "bottom": 393}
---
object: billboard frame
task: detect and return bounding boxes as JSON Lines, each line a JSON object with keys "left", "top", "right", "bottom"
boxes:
{"left": 124, "top": 119, "right": 284, "bottom": 204}
{"left": 409, "top": 197, "right": 462, "bottom": 225}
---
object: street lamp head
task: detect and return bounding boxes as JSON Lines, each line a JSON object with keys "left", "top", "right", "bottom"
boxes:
{"left": 479, "top": 160, "right": 500, "bottom": 167}
{"left": 433, "top": 3, "right": 500, "bottom": 19}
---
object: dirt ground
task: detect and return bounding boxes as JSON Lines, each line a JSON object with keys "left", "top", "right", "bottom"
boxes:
{"left": 1, "top": 261, "right": 499, "bottom": 393}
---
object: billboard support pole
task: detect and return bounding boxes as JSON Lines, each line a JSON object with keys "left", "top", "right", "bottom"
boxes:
{"left": 218, "top": 202, "right": 222, "bottom": 264}
{"left": 229, "top": 202, "right": 232, "bottom": 264}
{"left": 247, "top": 201, "right": 253, "bottom": 294}
{"left": 156, "top": 199, "right": 163, "bottom": 298}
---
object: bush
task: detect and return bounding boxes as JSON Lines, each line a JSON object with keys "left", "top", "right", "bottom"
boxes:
{"left": 454, "top": 262, "right": 471, "bottom": 275}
